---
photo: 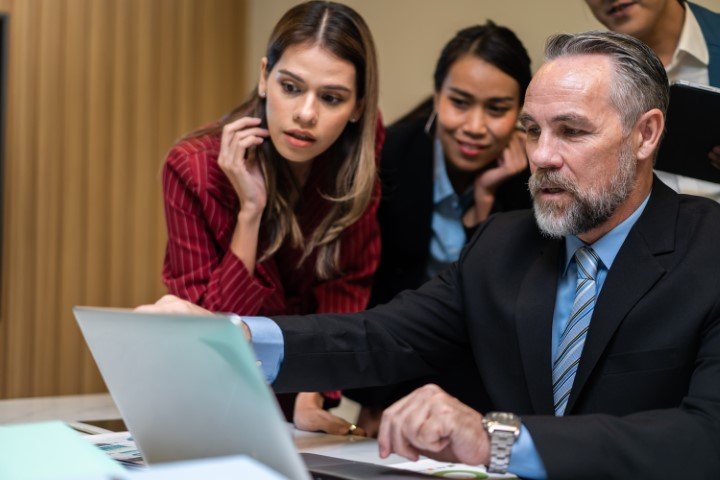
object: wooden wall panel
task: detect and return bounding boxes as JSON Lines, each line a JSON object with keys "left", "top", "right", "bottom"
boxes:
{"left": 108, "top": 0, "right": 133, "bottom": 313}
{"left": 33, "top": 0, "right": 64, "bottom": 396}
{"left": 3, "top": 0, "right": 39, "bottom": 397}
{"left": 0, "top": 0, "right": 248, "bottom": 398}
{"left": 58, "top": 0, "right": 89, "bottom": 395}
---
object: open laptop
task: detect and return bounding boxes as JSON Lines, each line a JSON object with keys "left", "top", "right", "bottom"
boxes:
{"left": 74, "top": 307, "right": 429, "bottom": 480}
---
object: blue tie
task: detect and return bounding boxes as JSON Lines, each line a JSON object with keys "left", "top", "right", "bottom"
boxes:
{"left": 552, "top": 246, "right": 601, "bottom": 416}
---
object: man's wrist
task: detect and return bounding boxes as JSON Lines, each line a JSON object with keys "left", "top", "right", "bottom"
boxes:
{"left": 241, "top": 321, "right": 252, "bottom": 341}
{"left": 482, "top": 412, "right": 521, "bottom": 474}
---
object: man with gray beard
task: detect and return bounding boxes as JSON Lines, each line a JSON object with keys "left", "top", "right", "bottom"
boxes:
{"left": 528, "top": 140, "right": 637, "bottom": 238}
{"left": 140, "top": 31, "right": 720, "bottom": 479}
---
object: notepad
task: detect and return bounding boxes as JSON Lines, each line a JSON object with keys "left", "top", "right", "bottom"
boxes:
{"left": 0, "top": 421, "right": 125, "bottom": 479}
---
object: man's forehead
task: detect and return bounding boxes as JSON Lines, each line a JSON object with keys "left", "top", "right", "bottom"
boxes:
{"left": 523, "top": 55, "right": 614, "bottom": 114}
{"left": 527, "top": 55, "right": 613, "bottom": 96}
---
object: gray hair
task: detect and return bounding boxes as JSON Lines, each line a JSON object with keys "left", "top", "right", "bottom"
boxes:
{"left": 545, "top": 30, "right": 669, "bottom": 133}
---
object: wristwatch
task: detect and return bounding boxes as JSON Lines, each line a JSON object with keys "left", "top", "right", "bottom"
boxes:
{"left": 482, "top": 411, "right": 521, "bottom": 474}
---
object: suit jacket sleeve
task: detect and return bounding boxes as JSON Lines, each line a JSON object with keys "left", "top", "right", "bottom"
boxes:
{"left": 269, "top": 216, "right": 500, "bottom": 393}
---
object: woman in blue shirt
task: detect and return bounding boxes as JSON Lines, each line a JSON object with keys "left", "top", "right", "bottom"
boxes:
{"left": 348, "top": 21, "right": 533, "bottom": 435}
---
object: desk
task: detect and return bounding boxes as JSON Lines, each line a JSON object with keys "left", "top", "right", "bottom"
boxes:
{"left": 0, "top": 394, "right": 120, "bottom": 425}
{"left": 0, "top": 394, "right": 405, "bottom": 466}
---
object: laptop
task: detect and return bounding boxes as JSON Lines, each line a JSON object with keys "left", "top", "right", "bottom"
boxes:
{"left": 74, "top": 307, "right": 429, "bottom": 480}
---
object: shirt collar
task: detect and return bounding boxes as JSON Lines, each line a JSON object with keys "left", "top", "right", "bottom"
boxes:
{"left": 671, "top": 5, "right": 709, "bottom": 68}
{"left": 562, "top": 193, "right": 651, "bottom": 275}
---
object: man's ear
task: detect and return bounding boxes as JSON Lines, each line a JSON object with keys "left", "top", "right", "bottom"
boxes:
{"left": 634, "top": 108, "right": 665, "bottom": 162}
{"left": 258, "top": 57, "right": 269, "bottom": 97}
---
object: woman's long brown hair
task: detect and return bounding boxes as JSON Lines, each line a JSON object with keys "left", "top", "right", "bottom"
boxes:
{"left": 185, "top": 1, "right": 379, "bottom": 279}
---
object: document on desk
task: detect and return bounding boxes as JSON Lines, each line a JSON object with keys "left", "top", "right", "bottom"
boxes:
{"left": 81, "top": 431, "right": 287, "bottom": 479}
{"left": 391, "top": 458, "right": 517, "bottom": 479}
{"left": 84, "top": 430, "right": 146, "bottom": 469}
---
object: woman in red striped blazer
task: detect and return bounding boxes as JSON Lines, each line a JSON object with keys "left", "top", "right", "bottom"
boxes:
{"left": 160, "top": 1, "right": 382, "bottom": 436}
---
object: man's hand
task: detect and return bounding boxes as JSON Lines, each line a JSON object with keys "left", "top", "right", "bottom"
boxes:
{"left": 294, "top": 392, "right": 367, "bottom": 436}
{"left": 135, "top": 295, "right": 251, "bottom": 340}
{"left": 136, "top": 294, "right": 212, "bottom": 315}
{"left": 377, "top": 384, "right": 490, "bottom": 465}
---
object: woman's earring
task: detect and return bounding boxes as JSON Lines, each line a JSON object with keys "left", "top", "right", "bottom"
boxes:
{"left": 259, "top": 91, "right": 266, "bottom": 98}
{"left": 424, "top": 110, "right": 437, "bottom": 134}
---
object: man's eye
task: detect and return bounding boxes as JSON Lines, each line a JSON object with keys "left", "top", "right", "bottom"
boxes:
{"left": 564, "top": 127, "right": 584, "bottom": 136}
{"left": 525, "top": 126, "right": 540, "bottom": 138}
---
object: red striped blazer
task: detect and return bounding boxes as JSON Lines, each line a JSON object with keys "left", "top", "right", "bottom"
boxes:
{"left": 161, "top": 124, "right": 383, "bottom": 321}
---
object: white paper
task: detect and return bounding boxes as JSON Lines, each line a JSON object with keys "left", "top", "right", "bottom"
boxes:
{"left": 391, "top": 458, "right": 518, "bottom": 479}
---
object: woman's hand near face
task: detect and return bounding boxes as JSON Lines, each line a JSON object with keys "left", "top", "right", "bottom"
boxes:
{"left": 219, "top": 117, "right": 270, "bottom": 274}
{"left": 463, "top": 130, "right": 527, "bottom": 227}
{"left": 219, "top": 117, "right": 270, "bottom": 215}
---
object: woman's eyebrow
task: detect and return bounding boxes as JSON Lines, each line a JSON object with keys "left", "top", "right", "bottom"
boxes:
{"left": 278, "top": 69, "right": 353, "bottom": 93}
{"left": 448, "top": 86, "right": 473, "bottom": 99}
{"left": 278, "top": 69, "right": 306, "bottom": 84}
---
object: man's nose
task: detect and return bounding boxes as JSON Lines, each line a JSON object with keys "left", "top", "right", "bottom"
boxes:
{"left": 529, "top": 133, "right": 562, "bottom": 169}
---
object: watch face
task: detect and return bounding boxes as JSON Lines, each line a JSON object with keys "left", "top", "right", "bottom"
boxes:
{"left": 491, "top": 412, "right": 519, "bottom": 425}
{"left": 484, "top": 412, "right": 521, "bottom": 433}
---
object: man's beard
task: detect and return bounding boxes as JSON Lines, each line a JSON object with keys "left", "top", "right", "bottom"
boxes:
{"left": 528, "top": 143, "right": 637, "bottom": 239}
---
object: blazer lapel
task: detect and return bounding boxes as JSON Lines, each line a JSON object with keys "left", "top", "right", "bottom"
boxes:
{"left": 516, "top": 236, "right": 561, "bottom": 415}
{"left": 565, "top": 179, "right": 677, "bottom": 413}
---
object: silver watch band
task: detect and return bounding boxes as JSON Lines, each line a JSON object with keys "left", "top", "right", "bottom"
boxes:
{"left": 487, "top": 429, "right": 516, "bottom": 474}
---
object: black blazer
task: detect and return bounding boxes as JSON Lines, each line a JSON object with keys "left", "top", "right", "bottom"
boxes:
{"left": 272, "top": 179, "right": 720, "bottom": 479}
{"left": 369, "top": 111, "right": 531, "bottom": 307}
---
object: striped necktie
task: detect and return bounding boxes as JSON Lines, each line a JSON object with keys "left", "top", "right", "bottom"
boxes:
{"left": 552, "top": 246, "right": 601, "bottom": 416}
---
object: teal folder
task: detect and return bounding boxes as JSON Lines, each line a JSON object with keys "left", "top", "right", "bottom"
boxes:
{"left": 0, "top": 421, "right": 124, "bottom": 479}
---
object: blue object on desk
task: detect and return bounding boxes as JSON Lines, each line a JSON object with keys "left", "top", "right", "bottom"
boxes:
{"left": 0, "top": 421, "right": 125, "bottom": 479}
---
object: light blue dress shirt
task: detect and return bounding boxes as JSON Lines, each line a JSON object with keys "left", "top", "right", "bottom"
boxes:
{"left": 426, "top": 138, "right": 474, "bottom": 279}
{"left": 551, "top": 194, "right": 650, "bottom": 362}
{"left": 512, "top": 192, "right": 650, "bottom": 478}
{"left": 244, "top": 194, "right": 651, "bottom": 480}
{"left": 242, "top": 316, "right": 285, "bottom": 384}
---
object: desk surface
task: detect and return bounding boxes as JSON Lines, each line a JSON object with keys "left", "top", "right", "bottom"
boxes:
{"left": 0, "top": 393, "right": 120, "bottom": 424}
{"left": 0, "top": 393, "right": 405, "bottom": 466}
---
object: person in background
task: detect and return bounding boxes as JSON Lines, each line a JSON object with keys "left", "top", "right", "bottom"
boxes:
{"left": 586, "top": 0, "right": 720, "bottom": 198}
{"left": 160, "top": 0, "right": 382, "bottom": 436}
{"left": 346, "top": 22, "right": 532, "bottom": 436}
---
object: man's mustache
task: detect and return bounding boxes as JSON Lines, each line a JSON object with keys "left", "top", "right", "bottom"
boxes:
{"left": 529, "top": 169, "right": 579, "bottom": 196}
